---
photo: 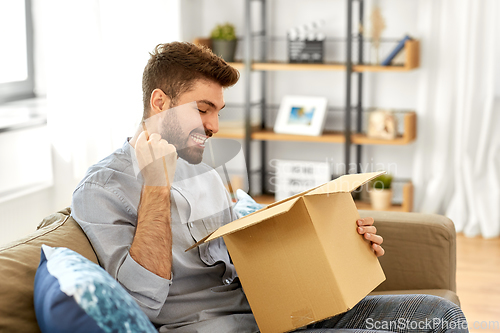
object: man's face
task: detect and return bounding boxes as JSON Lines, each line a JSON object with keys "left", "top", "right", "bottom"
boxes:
{"left": 157, "top": 80, "right": 225, "bottom": 164}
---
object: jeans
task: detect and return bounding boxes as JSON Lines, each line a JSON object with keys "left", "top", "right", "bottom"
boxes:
{"left": 293, "top": 294, "right": 468, "bottom": 333}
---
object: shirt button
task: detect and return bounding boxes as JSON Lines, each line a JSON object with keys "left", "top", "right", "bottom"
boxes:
{"left": 189, "top": 223, "right": 194, "bottom": 228}
{"left": 224, "top": 278, "right": 231, "bottom": 285}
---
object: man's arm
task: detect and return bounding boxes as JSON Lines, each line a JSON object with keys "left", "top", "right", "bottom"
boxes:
{"left": 130, "top": 186, "right": 172, "bottom": 279}
{"left": 71, "top": 182, "right": 173, "bottom": 320}
{"left": 130, "top": 131, "right": 178, "bottom": 280}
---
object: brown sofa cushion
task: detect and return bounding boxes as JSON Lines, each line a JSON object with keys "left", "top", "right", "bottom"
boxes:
{"left": 0, "top": 208, "right": 98, "bottom": 333}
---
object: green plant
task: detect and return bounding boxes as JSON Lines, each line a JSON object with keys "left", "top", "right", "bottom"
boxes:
{"left": 370, "top": 174, "right": 393, "bottom": 190}
{"left": 210, "top": 23, "right": 237, "bottom": 41}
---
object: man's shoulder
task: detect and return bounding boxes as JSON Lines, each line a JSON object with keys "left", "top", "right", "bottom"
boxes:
{"left": 75, "top": 143, "right": 136, "bottom": 191}
{"left": 71, "top": 142, "right": 141, "bottom": 221}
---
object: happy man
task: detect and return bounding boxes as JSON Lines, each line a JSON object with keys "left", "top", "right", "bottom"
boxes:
{"left": 71, "top": 42, "right": 467, "bottom": 333}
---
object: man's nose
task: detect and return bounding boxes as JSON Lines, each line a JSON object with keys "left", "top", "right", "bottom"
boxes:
{"left": 204, "top": 112, "right": 219, "bottom": 134}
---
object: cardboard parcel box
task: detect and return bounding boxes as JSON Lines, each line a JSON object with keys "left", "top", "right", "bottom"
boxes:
{"left": 189, "top": 171, "right": 386, "bottom": 333}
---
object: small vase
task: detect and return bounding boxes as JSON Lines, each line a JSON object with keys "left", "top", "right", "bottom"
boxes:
{"left": 369, "top": 189, "right": 393, "bottom": 210}
{"left": 211, "top": 39, "right": 237, "bottom": 62}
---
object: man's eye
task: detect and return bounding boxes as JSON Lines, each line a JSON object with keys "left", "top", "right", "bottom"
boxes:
{"left": 198, "top": 109, "right": 207, "bottom": 114}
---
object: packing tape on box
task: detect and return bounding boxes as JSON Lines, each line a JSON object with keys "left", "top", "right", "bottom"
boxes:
{"left": 290, "top": 307, "right": 315, "bottom": 328}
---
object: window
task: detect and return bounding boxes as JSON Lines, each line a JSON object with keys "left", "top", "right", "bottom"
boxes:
{"left": 0, "top": 0, "right": 35, "bottom": 104}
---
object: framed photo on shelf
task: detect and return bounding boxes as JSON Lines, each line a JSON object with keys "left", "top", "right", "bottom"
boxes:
{"left": 274, "top": 95, "right": 328, "bottom": 136}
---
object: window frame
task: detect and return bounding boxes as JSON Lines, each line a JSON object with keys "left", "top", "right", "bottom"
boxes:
{"left": 0, "top": 0, "right": 35, "bottom": 104}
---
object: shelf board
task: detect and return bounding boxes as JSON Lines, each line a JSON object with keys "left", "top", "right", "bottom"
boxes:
{"left": 227, "top": 61, "right": 345, "bottom": 71}
{"left": 215, "top": 121, "right": 260, "bottom": 139}
{"left": 355, "top": 201, "right": 405, "bottom": 212}
{"left": 252, "top": 194, "right": 276, "bottom": 205}
{"left": 227, "top": 62, "right": 245, "bottom": 70}
{"left": 216, "top": 111, "right": 416, "bottom": 145}
{"left": 228, "top": 62, "right": 415, "bottom": 72}
{"left": 252, "top": 129, "right": 346, "bottom": 143}
{"left": 352, "top": 64, "right": 416, "bottom": 72}
{"left": 227, "top": 40, "right": 420, "bottom": 73}
{"left": 254, "top": 62, "right": 346, "bottom": 71}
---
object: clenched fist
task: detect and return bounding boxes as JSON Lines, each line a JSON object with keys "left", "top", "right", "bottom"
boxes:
{"left": 135, "top": 131, "right": 177, "bottom": 187}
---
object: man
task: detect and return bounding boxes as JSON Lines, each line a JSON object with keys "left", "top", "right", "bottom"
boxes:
{"left": 71, "top": 42, "right": 467, "bottom": 333}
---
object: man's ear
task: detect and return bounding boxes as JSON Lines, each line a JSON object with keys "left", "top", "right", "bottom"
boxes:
{"left": 149, "top": 88, "right": 171, "bottom": 116}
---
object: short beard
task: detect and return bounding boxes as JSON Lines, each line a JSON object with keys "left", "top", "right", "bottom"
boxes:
{"left": 177, "top": 145, "right": 204, "bottom": 165}
{"left": 160, "top": 110, "right": 205, "bottom": 165}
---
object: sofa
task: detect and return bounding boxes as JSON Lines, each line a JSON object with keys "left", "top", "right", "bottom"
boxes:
{"left": 0, "top": 208, "right": 459, "bottom": 332}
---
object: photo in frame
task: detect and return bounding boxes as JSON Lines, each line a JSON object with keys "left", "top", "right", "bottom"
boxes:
{"left": 274, "top": 95, "right": 328, "bottom": 136}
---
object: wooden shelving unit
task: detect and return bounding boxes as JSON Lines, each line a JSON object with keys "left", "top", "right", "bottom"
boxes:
{"left": 228, "top": 0, "right": 419, "bottom": 212}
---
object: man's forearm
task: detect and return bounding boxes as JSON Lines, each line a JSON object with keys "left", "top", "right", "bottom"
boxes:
{"left": 130, "top": 185, "right": 173, "bottom": 280}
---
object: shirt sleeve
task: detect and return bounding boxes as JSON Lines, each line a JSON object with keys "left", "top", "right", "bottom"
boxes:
{"left": 71, "top": 181, "right": 172, "bottom": 319}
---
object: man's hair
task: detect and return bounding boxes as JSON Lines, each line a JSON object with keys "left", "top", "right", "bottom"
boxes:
{"left": 142, "top": 42, "right": 240, "bottom": 119}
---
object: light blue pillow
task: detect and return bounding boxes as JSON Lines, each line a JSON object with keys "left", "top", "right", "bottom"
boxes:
{"left": 34, "top": 245, "right": 157, "bottom": 333}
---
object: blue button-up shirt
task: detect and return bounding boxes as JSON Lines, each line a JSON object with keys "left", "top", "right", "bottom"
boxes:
{"left": 71, "top": 140, "right": 259, "bottom": 333}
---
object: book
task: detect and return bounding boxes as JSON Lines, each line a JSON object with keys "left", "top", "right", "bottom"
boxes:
{"left": 381, "top": 35, "right": 412, "bottom": 66}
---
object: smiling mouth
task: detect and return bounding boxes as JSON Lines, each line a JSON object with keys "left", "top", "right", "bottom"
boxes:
{"left": 190, "top": 132, "right": 209, "bottom": 147}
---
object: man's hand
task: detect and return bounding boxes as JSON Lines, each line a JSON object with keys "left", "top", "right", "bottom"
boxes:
{"left": 357, "top": 217, "right": 385, "bottom": 257}
{"left": 135, "top": 131, "right": 177, "bottom": 186}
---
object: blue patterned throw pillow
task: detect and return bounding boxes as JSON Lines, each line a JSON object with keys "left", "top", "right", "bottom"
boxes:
{"left": 34, "top": 245, "right": 157, "bottom": 333}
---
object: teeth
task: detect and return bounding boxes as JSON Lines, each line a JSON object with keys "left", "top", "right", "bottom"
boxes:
{"left": 191, "top": 133, "right": 207, "bottom": 145}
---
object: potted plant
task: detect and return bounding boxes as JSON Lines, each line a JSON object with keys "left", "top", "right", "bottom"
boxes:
{"left": 369, "top": 174, "right": 393, "bottom": 210}
{"left": 210, "top": 23, "right": 237, "bottom": 62}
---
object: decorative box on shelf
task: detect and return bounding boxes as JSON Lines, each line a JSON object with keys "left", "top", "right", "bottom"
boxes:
{"left": 272, "top": 159, "right": 330, "bottom": 201}
{"left": 287, "top": 20, "right": 326, "bottom": 64}
{"left": 288, "top": 38, "right": 324, "bottom": 63}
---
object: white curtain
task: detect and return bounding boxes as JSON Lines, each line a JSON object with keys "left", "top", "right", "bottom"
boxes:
{"left": 34, "top": 0, "right": 180, "bottom": 207}
{"left": 413, "top": 0, "right": 500, "bottom": 238}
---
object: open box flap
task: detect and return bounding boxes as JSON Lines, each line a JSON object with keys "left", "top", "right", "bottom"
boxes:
{"left": 265, "top": 183, "right": 323, "bottom": 209}
{"left": 306, "top": 171, "right": 386, "bottom": 196}
{"left": 186, "top": 196, "right": 301, "bottom": 251}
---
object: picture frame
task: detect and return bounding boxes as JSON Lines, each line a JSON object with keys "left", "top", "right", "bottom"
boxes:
{"left": 274, "top": 95, "right": 328, "bottom": 136}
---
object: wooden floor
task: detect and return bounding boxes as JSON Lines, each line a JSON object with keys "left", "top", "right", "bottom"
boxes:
{"left": 456, "top": 233, "right": 500, "bottom": 332}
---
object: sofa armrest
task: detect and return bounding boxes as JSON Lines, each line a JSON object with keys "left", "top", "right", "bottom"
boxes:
{"left": 359, "top": 210, "right": 457, "bottom": 293}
